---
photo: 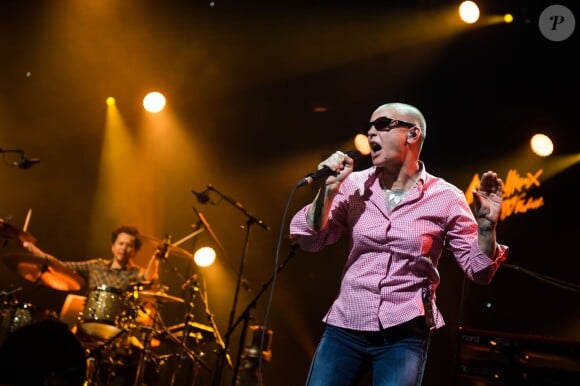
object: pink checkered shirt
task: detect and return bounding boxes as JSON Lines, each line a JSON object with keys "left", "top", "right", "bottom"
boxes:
{"left": 289, "top": 163, "right": 508, "bottom": 332}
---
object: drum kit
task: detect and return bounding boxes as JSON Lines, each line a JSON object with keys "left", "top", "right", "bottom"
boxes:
{"left": 1, "top": 220, "right": 215, "bottom": 386}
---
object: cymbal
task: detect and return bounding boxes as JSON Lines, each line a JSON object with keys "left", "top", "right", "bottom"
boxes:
{"left": 2, "top": 253, "right": 85, "bottom": 291}
{"left": 138, "top": 234, "right": 194, "bottom": 259}
{"left": 0, "top": 219, "right": 36, "bottom": 244}
{"left": 138, "top": 290, "right": 184, "bottom": 304}
{"left": 165, "top": 321, "right": 215, "bottom": 343}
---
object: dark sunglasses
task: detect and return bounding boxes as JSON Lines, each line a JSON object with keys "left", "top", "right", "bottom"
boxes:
{"left": 361, "top": 116, "right": 416, "bottom": 134}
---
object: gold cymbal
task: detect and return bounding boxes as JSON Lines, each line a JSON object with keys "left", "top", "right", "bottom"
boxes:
{"left": 2, "top": 253, "right": 85, "bottom": 291}
{"left": 0, "top": 219, "right": 36, "bottom": 244}
{"left": 165, "top": 321, "right": 215, "bottom": 343}
{"left": 138, "top": 290, "right": 185, "bottom": 304}
{"left": 138, "top": 234, "right": 194, "bottom": 260}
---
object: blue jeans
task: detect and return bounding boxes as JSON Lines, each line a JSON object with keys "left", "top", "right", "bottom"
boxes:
{"left": 305, "top": 317, "right": 430, "bottom": 386}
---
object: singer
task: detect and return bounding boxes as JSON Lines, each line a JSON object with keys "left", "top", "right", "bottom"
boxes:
{"left": 289, "top": 102, "right": 509, "bottom": 386}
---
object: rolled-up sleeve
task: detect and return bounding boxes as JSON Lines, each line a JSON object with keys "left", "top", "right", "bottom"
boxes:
{"left": 289, "top": 198, "right": 348, "bottom": 253}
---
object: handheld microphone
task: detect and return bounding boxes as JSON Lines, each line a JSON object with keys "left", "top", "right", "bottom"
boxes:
{"left": 297, "top": 150, "right": 362, "bottom": 187}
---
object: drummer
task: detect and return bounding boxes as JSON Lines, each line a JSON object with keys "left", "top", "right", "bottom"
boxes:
{"left": 20, "top": 225, "right": 164, "bottom": 386}
{"left": 21, "top": 225, "right": 162, "bottom": 290}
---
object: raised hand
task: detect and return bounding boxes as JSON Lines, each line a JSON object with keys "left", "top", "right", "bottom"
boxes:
{"left": 473, "top": 170, "right": 503, "bottom": 225}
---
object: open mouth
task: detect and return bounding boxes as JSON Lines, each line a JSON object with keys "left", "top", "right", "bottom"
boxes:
{"left": 370, "top": 142, "right": 382, "bottom": 152}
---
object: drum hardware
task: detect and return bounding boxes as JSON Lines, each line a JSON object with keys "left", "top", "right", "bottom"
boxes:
{"left": 124, "top": 301, "right": 162, "bottom": 351}
{"left": 81, "top": 321, "right": 163, "bottom": 386}
{"left": 130, "top": 304, "right": 210, "bottom": 386}
{"left": 84, "top": 355, "right": 98, "bottom": 386}
{"left": 142, "top": 279, "right": 212, "bottom": 386}
{"left": 162, "top": 317, "right": 211, "bottom": 386}
{"left": 131, "top": 229, "right": 210, "bottom": 385}
{"left": 83, "top": 324, "right": 138, "bottom": 386}
{"left": 1, "top": 253, "right": 85, "bottom": 291}
{"left": 133, "top": 326, "right": 155, "bottom": 386}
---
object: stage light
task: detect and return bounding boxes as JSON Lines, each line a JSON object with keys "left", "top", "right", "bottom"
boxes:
{"left": 458, "top": 1, "right": 480, "bottom": 24}
{"left": 194, "top": 246, "right": 216, "bottom": 267}
{"left": 143, "top": 91, "right": 166, "bottom": 113}
{"left": 106, "top": 97, "right": 116, "bottom": 106}
{"left": 530, "top": 133, "right": 554, "bottom": 157}
{"left": 504, "top": 14, "right": 514, "bottom": 23}
{"left": 354, "top": 133, "right": 371, "bottom": 156}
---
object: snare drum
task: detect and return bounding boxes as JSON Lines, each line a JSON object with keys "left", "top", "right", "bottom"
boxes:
{"left": 80, "top": 285, "right": 129, "bottom": 340}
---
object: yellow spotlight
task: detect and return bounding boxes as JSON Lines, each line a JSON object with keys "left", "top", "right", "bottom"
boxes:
{"left": 143, "top": 91, "right": 166, "bottom": 113}
{"left": 459, "top": 1, "right": 480, "bottom": 24}
{"left": 106, "top": 97, "right": 116, "bottom": 106}
{"left": 504, "top": 14, "right": 514, "bottom": 23}
{"left": 194, "top": 246, "right": 216, "bottom": 267}
{"left": 530, "top": 133, "right": 554, "bottom": 157}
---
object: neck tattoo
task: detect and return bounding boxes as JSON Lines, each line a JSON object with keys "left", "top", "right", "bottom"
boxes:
{"left": 384, "top": 178, "right": 419, "bottom": 212}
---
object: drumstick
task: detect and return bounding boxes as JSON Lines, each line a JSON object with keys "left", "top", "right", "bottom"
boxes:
{"left": 23, "top": 208, "right": 32, "bottom": 232}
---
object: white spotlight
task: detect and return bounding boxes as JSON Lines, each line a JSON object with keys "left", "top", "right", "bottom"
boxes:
{"left": 530, "top": 133, "right": 554, "bottom": 157}
{"left": 459, "top": 1, "right": 480, "bottom": 24}
{"left": 143, "top": 91, "right": 166, "bottom": 113}
{"left": 194, "top": 246, "right": 216, "bottom": 267}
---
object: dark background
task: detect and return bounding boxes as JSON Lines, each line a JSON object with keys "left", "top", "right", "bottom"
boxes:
{"left": 1, "top": 1, "right": 578, "bottom": 385}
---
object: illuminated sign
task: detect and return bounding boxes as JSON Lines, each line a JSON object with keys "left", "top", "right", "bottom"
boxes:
{"left": 465, "top": 169, "right": 544, "bottom": 220}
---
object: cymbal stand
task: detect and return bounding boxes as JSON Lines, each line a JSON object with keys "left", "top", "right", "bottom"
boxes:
{"left": 199, "top": 275, "right": 232, "bottom": 369}
{"left": 156, "top": 245, "right": 213, "bottom": 384}
{"left": 131, "top": 294, "right": 166, "bottom": 384}
{"left": 157, "top": 313, "right": 211, "bottom": 373}
{"left": 131, "top": 298, "right": 211, "bottom": 386}
{"left": 197, "top": 185, "right": 270, "bottom": 386}
{"left": 153, "top": 282, "right": 211, "bottom": 360}
{"left": 85, "top": 327, "right": 132, "bottom": 386}
{"left": 133, "top": 325, "right": 155, "bottom": 386}
{"left": 169, "top": 280, "right": 199, "bottom": 386}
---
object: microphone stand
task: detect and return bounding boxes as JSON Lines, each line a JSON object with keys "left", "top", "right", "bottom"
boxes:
{"left": 202, "top": 185, "right": 270, "bottom": 386}
{"left": 191, "top": 204, "right": 235, "bottom": 386}
{"left": 0, "top": 148, "right": 39, "bottom": 169}
{"left": 228, "top": 241, "right": 299, "bottom": 386}
{"left": 206, "top": 185, "right": 270, "bottom": 232}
